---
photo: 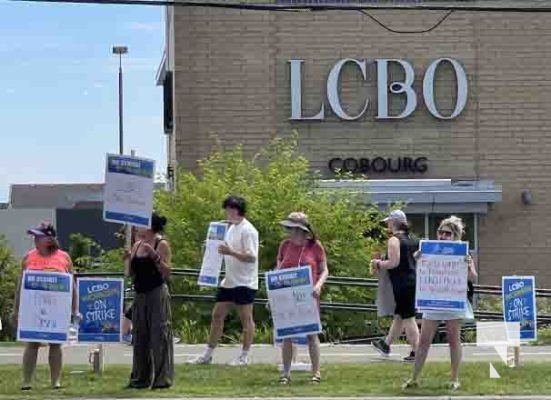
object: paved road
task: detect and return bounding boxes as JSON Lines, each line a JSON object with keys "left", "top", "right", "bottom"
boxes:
{"left": 1, "top": 343, "right": 550, "bottom": 365}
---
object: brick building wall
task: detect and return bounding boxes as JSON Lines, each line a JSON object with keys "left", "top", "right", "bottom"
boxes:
{"left": 168, "top": 5, "right": 551, "bottom": 286}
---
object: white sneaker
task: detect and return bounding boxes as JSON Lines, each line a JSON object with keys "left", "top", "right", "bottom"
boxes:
{"left": 228, "top": 355, "right": 250, "bottom": 366}
{"left": 187, "top": 354, "right": 212, "bottom": 365}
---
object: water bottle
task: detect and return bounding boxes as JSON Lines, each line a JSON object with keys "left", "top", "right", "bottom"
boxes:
{"left": 67, "top": 313, "right": 81, "bottom": 346}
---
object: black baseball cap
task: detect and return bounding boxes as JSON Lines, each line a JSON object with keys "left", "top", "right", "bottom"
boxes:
{"left": 27, "top": 224, "right": 57, "bottom": 238}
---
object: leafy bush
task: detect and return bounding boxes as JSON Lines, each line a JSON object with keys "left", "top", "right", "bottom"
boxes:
{"left": 0, "top": 236, "right": 19, "bottom": 340}
{"left": 68, "top": 233, "right": 124, "bottom": 274}
{"left": 155, "top": 133, "right": 387, "bottom": 342}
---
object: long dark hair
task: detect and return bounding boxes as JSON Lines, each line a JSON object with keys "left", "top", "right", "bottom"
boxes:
{"left": 304, "top": 222, "right": 318, "bottom": 245}
{"left": 151, "top": 212, "right": 168, "bottom": 234}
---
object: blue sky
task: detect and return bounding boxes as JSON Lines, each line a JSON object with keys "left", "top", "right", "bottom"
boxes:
{"left": 0, "top": 0, "right": 166, "bottom": 202}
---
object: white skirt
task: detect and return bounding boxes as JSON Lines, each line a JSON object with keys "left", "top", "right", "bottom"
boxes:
{"left": 422, "top": 301, "right": 475, "bottom": 322}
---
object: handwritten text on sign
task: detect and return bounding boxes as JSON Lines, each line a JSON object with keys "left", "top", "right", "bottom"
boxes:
{"left": 17, "top": 271, "right": 73, "bottom": 344}
{"left": 266, "top": 266, "right": 321, "bottom": 340}
{"left": 416, "top": 240, "right": 468, "bottom": 312}
{"left": 103, "top": 154, "right": 155, "bottom": 228}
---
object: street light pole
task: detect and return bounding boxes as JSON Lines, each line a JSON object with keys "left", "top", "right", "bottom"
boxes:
{"left": 112, "top": 46, "right": 128, "bottom": 155}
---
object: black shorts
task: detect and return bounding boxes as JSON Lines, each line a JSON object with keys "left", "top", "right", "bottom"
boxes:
{"left": 124, "top": 305, "right": 133, "bottom": 320}
{"left": 392, "top": 284, "right": 416, "bottom": 319}
{"left": 215, "top": 286, "right": 256, "bottom": 305}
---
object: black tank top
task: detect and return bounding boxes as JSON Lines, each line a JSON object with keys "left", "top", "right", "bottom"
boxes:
{"left": 388, "top": 232, "right": 418, "bottom": 289}
{"left": 130, "top": 238, "right": 165, "bottom": 294}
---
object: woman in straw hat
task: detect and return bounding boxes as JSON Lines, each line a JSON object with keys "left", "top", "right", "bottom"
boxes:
{"left": 275, "top": 212, "right": 328, "bottom": 385}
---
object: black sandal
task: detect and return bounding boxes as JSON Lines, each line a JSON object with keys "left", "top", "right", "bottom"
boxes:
{"left": 279, "top": 376, "right": 291, "bottom": 385}
{"left": 311, "top": 376, "right": 321, "bottom": 384}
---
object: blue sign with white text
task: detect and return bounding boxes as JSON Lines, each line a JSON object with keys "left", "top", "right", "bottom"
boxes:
{"left": 502, "top": 276, "right": 537, "bottom": 341}
{"left": 420, "top": 241, "right": 468, "bottom": 257}
{"left": 78, "top": 278, "right": 124, "bottom": 343}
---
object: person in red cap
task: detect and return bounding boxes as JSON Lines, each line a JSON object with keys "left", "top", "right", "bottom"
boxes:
{"left": 13, "top": 222, "right": 77, "bottom": 391}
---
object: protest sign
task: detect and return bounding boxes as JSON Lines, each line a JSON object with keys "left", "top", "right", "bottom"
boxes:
{"left": 266, "top": 266, "right": 321, "bottom": 340}
{"left": 502, "top": 276, "right": 537, "bottom": 342}
{"left": 274, "top": 329, "right": 308, "bottom": 347}
{"left": 77, "top": 278, "right": 124, "bottom": 343}
{"left": 416, "top": 240, "right": 469, "bottom": 312}
{"left": 17, "top": 271, "right": 73, "bottom": 344}
{"left": 103, "top": 154, "right": 155, "bottom": 228}
{"left": 198, "top": 222, "right": 228, "bottom": 287}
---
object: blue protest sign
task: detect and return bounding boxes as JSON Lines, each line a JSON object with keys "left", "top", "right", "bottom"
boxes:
{"left": 502, "top": 276, "right": 537, "bottom": 341}
{"left": 266, "top": 266, "right": 321, "bottom": 339}
{"left": 103, "top": 154, "right": 155, "bottom": 228}
{"left": 17, "top": 271, "right": 73, "bottom": 344}
{"left": 77, "top": 278, "right": 124, "bottom": 343}
{"left": 416, "top": 240, "right": 469, "bottom": 312}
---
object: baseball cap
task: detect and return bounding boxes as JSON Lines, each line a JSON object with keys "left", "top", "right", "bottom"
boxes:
{"left": 27, "top": 223, "right": 57, "bottom": 238}
{"left": 382, "top": 209, "right": 407, "bottom": 223}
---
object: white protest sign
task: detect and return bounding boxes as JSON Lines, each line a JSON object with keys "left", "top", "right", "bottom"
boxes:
{"left": 17, "top": 271, "right": 73, "bottom": 344}
{"left": 198, "top": 222, "right": 229, "bottom": 287}
{"left": 415, "top": 240, "right": 469, "bottom": 312}
{"left": 266, "top": 266, "right": 321, "bottom": 340}
{"left": 103, "top": 154, "right": 155, "bottom": 229}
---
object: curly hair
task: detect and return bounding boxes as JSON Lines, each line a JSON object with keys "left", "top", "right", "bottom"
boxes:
{"left": 438, "top": 215, "right": 465, "bottom": 241}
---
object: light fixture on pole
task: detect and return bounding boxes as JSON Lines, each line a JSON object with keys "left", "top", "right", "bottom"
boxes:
{"left": 112, "top": 45, "right": 128, "bottom": 155}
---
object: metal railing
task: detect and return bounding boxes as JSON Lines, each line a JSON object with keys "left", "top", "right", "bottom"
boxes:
{"left": 75, "top": 268, "right": 551, "bottom": 329}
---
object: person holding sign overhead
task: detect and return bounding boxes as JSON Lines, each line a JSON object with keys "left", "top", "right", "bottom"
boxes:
{"left": 124, "top": 212, "right": 174, "bottom": 390}
{"left": 403, "top": 216, "right": 477, "bottom": 391}
{"left": 189, "top": 196, "right": 259, "bottom": 366}
{"left": 276, "top": 212, "right": 328, "bottom": 385}
{"left": 13, "top": 223, "right": 77, "bottom": 391}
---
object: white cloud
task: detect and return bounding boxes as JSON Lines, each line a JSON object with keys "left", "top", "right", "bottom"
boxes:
{"left": 126, "top": 22, "right": 162, "bottom": 33}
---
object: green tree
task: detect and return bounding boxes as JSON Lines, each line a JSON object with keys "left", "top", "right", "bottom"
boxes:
{"left": 68, "top": 233, "right": 125, "bottom": 274}
{"left": 0, "top": 236, "right": 19, "bottom": 340}
{"left": 155, "top": 132, "right": 387, "bottom": 342}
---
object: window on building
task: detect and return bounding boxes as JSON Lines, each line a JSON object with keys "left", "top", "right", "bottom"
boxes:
{"left": 163, "top": 71, "right": 173, "bottom": 134}
{"left": 428, "top": 213, "right": 475, "bottom": 250}
{"left": 408, "top": 214, "right": 426, "bottom": 239}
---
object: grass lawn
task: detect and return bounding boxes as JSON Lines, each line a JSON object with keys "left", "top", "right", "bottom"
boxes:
{"left": 0, "top": 362, "right": 550, "bottom": 398}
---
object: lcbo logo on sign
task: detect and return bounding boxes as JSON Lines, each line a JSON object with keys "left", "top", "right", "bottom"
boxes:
{"left": 88, "top": 283, "right": 109, "bottom": 294}
{"left": 289, "top": 58, "right": 468, "bottom": 121}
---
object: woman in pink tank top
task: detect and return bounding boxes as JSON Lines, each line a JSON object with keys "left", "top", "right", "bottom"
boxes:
{"left": 13, "top": 223, "right": 76, "bottom": 391}
{"left": 275, "top": 212, "right": 329, "bottom": 385}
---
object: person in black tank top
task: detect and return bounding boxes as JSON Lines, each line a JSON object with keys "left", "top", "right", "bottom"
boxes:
{"left": 131, "top": 238, "right": 165, "bottom": 293}
{"left": 123, "top": 212, "right": 174, "bottom": 390}
{"left": 370, "top": 210, "right": 420, "bottom": 362}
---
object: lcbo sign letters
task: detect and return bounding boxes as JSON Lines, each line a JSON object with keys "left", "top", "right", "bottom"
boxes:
{"left": 289, "top": 58, "right": 468, "bottom": 121}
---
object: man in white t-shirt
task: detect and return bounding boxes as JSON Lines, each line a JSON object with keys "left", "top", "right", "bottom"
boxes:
{"left": 189, "top": 196, "right": 259, "bottom": 366}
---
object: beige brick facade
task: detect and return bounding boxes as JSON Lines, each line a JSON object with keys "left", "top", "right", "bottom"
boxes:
{"left": 164, "top": 4, "right": 551, "bottom": 287}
